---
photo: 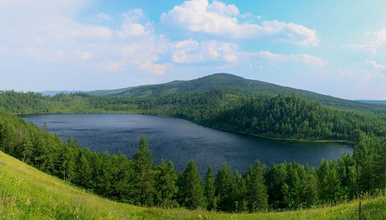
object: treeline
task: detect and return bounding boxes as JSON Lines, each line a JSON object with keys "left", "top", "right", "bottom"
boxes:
{"left": 205, "top": 93, "right": 386, "bottom": 141}
{"left": 1, "top": 110, "right": 385, "bottom": 212}
{"left": 1, "top": 89, "right": 385, "bottom": 142}
{"left": 136, "top": 90, "right": 386, "bottom": 141}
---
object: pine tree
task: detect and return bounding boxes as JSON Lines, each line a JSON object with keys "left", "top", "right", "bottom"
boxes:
{"left": 283, "top": 163, "right": 301, "bottom": 209}
{"left": 300, "top": 167, "right": 318, "bottom": 208}
{"left": 111, "top": 151, "right": 131, "bottom": 201}
{"left": 204, "top": 167, "right": 217, "bottom": 211}
{"left": 347, "top": 165, "right": 360, "bottom": 199}
{"left": 233, "top": 170, "right": 247, "bottom": 212}
{"left": 321, "top": 167, "right": 342, "bottom": 204}
{"left": 178, "top": 160, "right": 206, "bottom": 209}
{"left": 215, "top": 163, "right": 235, "bottom": 211}
{"left": 245, "top": 160, "right": 268, "bottom": 212}
{"left": 131, "top": 137, "right": 154, "bottom": 206}
{"left": 95, "top": 151, "right": 113, "bottom": 197}
{"left": 154, "top": 159, "right": 178, "bottom": 208}
{"left": 266, "top": 162, "right": 287, "bottom": 209}
{"left": 76, "top": 150, "right": 93, "bottom": 188}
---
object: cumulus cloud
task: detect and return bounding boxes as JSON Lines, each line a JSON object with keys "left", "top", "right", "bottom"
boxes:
{"left": 116, "top": 9, "right": 148, "bottom": 38}
{"left": 348, "top": 29, "right": 386, "bottom": 53}
{"left": 252, "top": 51, "right": 326, "bottom": 67}
{"left": 170, "top": 40, "right": 239, "bottom": 64}
{"left": 161, "top": 0, "right": 319, "bottom": 46}
{"left": 366, "top": 60, "right": 385, "bottom": 70}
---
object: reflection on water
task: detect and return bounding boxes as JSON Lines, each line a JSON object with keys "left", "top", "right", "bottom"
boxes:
{"left": 21, "top": 114, "right": 353, "bottom": 176}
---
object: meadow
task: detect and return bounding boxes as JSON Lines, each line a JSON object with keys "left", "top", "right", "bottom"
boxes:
{"left": 1, "top": 150, "right": 384, "bottom": 219}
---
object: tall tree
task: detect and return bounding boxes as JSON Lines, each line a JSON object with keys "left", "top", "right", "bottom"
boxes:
{"left": 321, "top": 167, "right": 342, "bottom": 204}
{"left": 283, "top": 163, "right": 301, "bottom": 209}
{"left": 204, "top": 167, "right": 217, "bottom": 211}
{"left": 154, "top": 159, "right": 178, "bottom": 208}
{"left": 215, "top": 163, "right": 235, "bottom": 211}
{"left": 178, "top": 160, "right": 206, "bottom": 209}
{"left": 76, "top": 149, "right": 93, "bottom": 188}
{"left": 245, "top": 160, "right": 268, "bottom": 212}
{"left": 266, "top": 162, "right": 287, "bottom": 209}
{"left": 233, "top": 170, "right": 247, "bottom": 212}
{"left": 131, "top": 137, "right": 154, "bottom": 206}
{"left": 111, "top": 151, "right": 131, "bottom": 201}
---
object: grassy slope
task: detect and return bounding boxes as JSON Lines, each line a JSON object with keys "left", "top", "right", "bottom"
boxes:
{"left": 1, "top": 151, "right": 385, "bottom": 220}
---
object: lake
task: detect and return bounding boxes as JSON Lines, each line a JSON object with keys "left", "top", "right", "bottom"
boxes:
{"left": 21, "top": 114, "right": 353, "bottom": 176}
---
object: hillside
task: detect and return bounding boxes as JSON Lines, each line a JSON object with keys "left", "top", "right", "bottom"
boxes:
{"left": 1, "top": 150, "right": 385, "bottom": 219}
{"left": 87, "top": 73, "right": 384, "bottom": 111}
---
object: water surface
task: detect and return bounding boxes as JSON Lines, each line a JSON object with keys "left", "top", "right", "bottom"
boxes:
{"left": 21, "top": 114, "right": 353, "bottom": 175}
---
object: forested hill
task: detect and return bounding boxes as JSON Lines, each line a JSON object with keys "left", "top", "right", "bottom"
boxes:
{"left": 87, "top": 73, "right": 383, "bottom": 111}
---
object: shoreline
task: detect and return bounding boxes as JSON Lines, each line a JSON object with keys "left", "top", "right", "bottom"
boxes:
{"left": 18, "top": 111, "right": 358, "bottom": 146}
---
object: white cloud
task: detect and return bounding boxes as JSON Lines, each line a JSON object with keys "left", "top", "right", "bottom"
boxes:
{"left": 367, "top": 29, "right": 386, "bottom": 53}
{"left": 290, "top": 54, "right": 327, "bottom": 67}
{"left": 251, "top": 51, "right": 326, "bottom": 67}
{"left": 116, "top": 9, "right": 148, "bottom": 38}
{"left": 97, "top": 13, "right": 112, "bottom": 21}
{"left": 366, "top": 60, "right": 385, "bottom": 70}
{"left": 207, "top": 0, "right": 239, "bottom": 16}
{"left": 161, "top": 0, "right": 319, "bottom": 46}
{"left": 170, "top": 40, "right": 239, "bottom": 64}
{"left": 348, "top": 29, "right": 386, "bottom": 53}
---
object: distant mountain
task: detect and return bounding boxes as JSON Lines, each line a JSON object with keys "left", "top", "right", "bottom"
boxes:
{"left": 40, "top": 90, "right": 86, "bottom": 96}
{"left": 356, "top": 100, "right": 386, "bottom": 105}
{"left": 86, "top": 73, "right": 383, "bottom": 111}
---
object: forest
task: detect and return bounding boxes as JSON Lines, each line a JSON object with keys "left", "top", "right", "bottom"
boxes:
{"left": 1, "top": 89, "right": 385, "bottom": 142}
{"left": 0, "top": 87, "right": 385, "bottom": 212}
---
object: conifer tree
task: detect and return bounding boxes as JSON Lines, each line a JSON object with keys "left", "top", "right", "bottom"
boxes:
{"left": 76, "top": 150, "right": 93, "bottom": 188}
{"left": 154, "top": 159, "right": 178, "bottom": 208}
{"left": 265, "top": 162, "right": 287, "bottom": 209}
{"left": 215, "top": 163, "right": 235, "bottom": 211}
{"left": 111, "top": 151, "right": 131, "bottom": 201}
{"left": 245, "top": 160, "right": 268, "bottom": 212}
{"left": 321, "top": 167, "right": 342, "bottom": 204}
{"left": 347, "top": 165, "right": 360, "bottom": 199}
{"left": 283, "top": 163, "right": 301, "bottom": 209}
{"left": 178, "top": 160, "right": 206, "bottom": 209}
{"left": 95, "top": 151, "right": 113, "bottom": 197}
{"left": 233, "top": 170, "right": 247, "bottom": 212}
{"left": 204, "top": 167, "right": 217, "bottom": 211}
{"left": 300, "top": 168, "right": 318, "bottom": 208}
{"left": 131, "top": 137, "right": 154, "bottom": 206}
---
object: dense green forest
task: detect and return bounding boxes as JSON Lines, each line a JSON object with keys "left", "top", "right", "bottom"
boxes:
{"left": 0, "top": 109, "right": 385, "bottom": 212}
{"left": 86, "top": 73, "right": 386, "bottom": 111}
{"left": 1, "top": 88, "right": 385, "bottom": 142}
{"left": 0, "top": 74, "right": 385, "bottom": 212}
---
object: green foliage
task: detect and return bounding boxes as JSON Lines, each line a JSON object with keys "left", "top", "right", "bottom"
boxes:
{"left": 131, "top": 137, "right": 155, "bottom": 206}
{"left": 204, "top": 167, "right": 217, "bottom": 211}
{"left": 1, "top": 148, "right": 386, "bottom": 219}
{"left": 215, "top": 163, "right": 235, "bottom": 211}
{"left": 245, "top": 160, "right": 268, "bottom": 212}
{"left": 178, "top": 160, "right": 206, "bottom": 209}
{"left": 0, "top": 79, "right": 385, "bottom": 214}
{"left": 154, "top": 159, "right": 178, "bottom": 208}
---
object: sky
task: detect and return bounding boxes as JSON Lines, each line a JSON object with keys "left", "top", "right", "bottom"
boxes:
{"left": 1, "top": 0, "right": 386, "bottom": 100}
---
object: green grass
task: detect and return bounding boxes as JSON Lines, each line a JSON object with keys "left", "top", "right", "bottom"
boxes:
{"left": 0, "top": 151, "right": 385, "bottom": 219}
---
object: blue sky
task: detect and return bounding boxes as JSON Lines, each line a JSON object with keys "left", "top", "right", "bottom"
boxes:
{"left": 1, "top": 0, "right": 386, "bottom": 99}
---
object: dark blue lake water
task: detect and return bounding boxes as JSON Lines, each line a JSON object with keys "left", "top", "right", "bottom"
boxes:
{"left": 21, "top": 114, "right": 353, "bottom": 176}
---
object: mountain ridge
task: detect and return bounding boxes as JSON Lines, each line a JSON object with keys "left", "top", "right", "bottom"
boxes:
{"left": 86, "top": 73, "right": 385, "bottom": 111}
{"left": 39, "top": 73, "right": 385, "bottom": 111}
